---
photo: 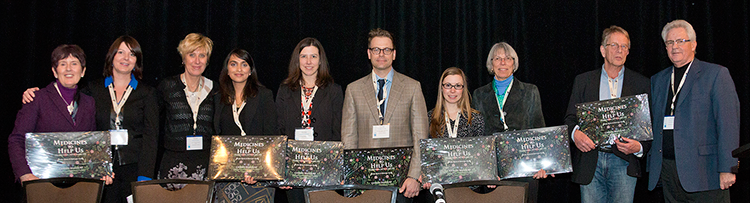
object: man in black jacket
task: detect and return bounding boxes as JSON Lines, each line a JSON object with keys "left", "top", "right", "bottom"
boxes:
{"left": 564, "top": 25, "right": 651, "bottom": 203}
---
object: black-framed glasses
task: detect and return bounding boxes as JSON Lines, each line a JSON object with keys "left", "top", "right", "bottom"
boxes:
{"left": 665, "top": 39, "right": 691, "bottom": 46}
{"left": 492, "top": 56, "right": 514, "bottom": 62}
{"left": 368, "top": 47, "right": 394, "bottom": 55}
{"left": 605, "top": 43, "right": 629, "bottom": 50}
{"left": 442, "top": 83, "right": 464, "bottom": 90}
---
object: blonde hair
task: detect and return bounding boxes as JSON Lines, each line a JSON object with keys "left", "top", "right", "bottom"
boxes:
{"left": 177, "top": 33, "right": 214, "bottom": 60}
{"left": 430, "top": 67, "right": 479, "bottom": 138}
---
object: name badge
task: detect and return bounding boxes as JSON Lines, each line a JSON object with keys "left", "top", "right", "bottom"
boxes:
{"left": 295, "top": 127, "right": 314, "bottom": 141}
{"left": 663, "top": 116, "right": 675, "bottom": 130}
{"left": 372, "top": 124, "right": 390, "bottom": 139}
{"left": 110, "top": 129, "right": 129, "bottom": 145}
{"left": 186, "top": 135, "right": 203, "bottom": 150}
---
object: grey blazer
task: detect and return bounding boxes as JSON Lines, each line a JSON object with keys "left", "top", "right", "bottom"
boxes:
{"left": 341, "top": 70, "right": 429, "bottom": 179}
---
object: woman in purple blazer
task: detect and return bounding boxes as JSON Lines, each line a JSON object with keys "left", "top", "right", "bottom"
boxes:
{"left": 8, "top": 44, "right": 110, "bottom": 185}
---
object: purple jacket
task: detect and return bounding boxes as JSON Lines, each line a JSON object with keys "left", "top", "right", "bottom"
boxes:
{"left": 8, "top": 82, "right": 96, "bottom": 180}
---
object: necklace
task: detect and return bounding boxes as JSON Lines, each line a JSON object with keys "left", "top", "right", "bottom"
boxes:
{"left": 54, "top": 83, "right": 75, "bottom": 114}
{"left": 181, "top": 74, "right": 205, "bottom": 131}
{"left": 182, "top": 73, "right": 202, "bottom": 92}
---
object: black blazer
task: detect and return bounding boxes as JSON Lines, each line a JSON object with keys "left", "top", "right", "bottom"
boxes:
{"left": 81, "top": 78, "right": 159, "bottom": 178}
{"left": 213, "top": 86, "right": 277, "bottom": 136}
{"left": 275, "top": 83, "right": 343, "bottom": 141}
{"left": 563, "top": 67, "right": 652, "bottom": 184}
{"left": 472, "top": 78, "right": 546, "bottom": 134}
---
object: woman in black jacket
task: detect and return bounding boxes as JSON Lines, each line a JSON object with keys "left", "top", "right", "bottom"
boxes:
{"left": 275, "top": 37, "right": 343, "bottom": 203}
{"left": 276, "top": 37, "right": 342, "bottom": 142}
{"left": 212, "top": 48, "right": 277, "bottom": 202}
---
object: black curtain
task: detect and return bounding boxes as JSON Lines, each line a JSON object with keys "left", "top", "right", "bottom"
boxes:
{"left": 2, "top": 1, "right": 748, "bottom": 202}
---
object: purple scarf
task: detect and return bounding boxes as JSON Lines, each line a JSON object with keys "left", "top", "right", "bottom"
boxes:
{"left": 56, "top": 80, "right": 77, "bottom": 104}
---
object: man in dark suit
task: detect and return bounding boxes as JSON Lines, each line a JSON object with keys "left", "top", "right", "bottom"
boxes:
{"left": 647, "top": 19, "right": 739, "bottom": 203}
{"left": 564, "top": 25, "right": 651, "bottom": 203}
{"left": 341, "top": 28, "right": 428, "bottom": 202}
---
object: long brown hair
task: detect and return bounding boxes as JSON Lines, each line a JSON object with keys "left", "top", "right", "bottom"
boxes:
{"left": 103, "top": 35, "right": 143, "bottom": 80}
{"left": 219, "top": 49, "right": 262, "bottom": 105}
{"left": 281, "top": 37, "right": 333, "bottom": 90}
{"left": 429, "top": 67, "right": 478, "bottom": 138}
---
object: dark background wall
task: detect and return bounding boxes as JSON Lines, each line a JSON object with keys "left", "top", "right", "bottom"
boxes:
{"left": 1, "top": 0, "right": 748, "bottom": 202}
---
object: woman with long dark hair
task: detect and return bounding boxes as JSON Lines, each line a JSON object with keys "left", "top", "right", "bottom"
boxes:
{"left": 276, "top": 37, "right": 342, "bottom": 142}
{"left": 275, "top": 37, "right": 343, "bottom": 203}
{"left": 212, "top": 48, "right": 277, "bottom": 202}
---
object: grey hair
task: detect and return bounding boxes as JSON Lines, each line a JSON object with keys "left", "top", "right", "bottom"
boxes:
{"left": 661, "top": 19, "right": 696, "bottom": 42}
{"left": 485, "top": 42, "right": 519, "bottom": 75}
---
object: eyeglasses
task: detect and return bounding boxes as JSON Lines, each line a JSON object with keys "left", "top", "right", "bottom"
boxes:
{"left": 492, "top": 56, "right": 514, "bottom": 62}
{"left": 368, "top": 47, "right": 394, "bottom": 55}
{"left": 605, "top": 43, "right": 629, "bottom": 51}
{"left": 442, "top": 83, "right": 464, "bottom": 90}
{"left": 665, "top": 39, "right": 692, "bottom": 46}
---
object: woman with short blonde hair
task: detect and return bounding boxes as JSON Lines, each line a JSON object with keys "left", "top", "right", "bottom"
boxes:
{"left": 156, "top": 33, "right": 219, "bottom": 183}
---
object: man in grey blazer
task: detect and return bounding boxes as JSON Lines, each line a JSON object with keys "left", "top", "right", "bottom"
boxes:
{"left": 342, "top": 28, "right": 428, "bottom": 201}
{"left": 648, "top": 19, "right": 739, "bottom": 202}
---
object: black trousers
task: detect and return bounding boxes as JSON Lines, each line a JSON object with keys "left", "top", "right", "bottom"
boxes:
{"left": 660, "top": 158, "right": 730, "bottom": 203}
{"left": 102, "top": 154, "right": 139, "bottom": 203}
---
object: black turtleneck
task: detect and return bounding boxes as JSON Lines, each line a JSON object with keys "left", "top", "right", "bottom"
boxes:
{"left": 662, "top": 60, "right": 692, "bottom": 160}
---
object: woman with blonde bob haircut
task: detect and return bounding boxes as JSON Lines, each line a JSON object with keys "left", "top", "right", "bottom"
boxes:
{"left": 428, "top": 67, "right": 484, "bottom": 138}
{"left": 156, "top": 33, "right": 219, "bottom": 183}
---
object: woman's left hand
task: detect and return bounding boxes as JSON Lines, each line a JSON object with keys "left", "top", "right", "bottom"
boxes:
{"left": 487, "top": 176, "right": 501, "bottom": 188}
{"left": 243, "top": 173, "right": 257, "bottom": 184}
{"left": 422, "top": 182, "right": 431, "bottom": 189}
{"left": 101, "top": 173, "right": 115, "bottom": 185}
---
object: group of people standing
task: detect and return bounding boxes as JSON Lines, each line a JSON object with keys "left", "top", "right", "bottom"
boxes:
{"left": 9, "top": 18, "right": 739, "bottom": 203}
